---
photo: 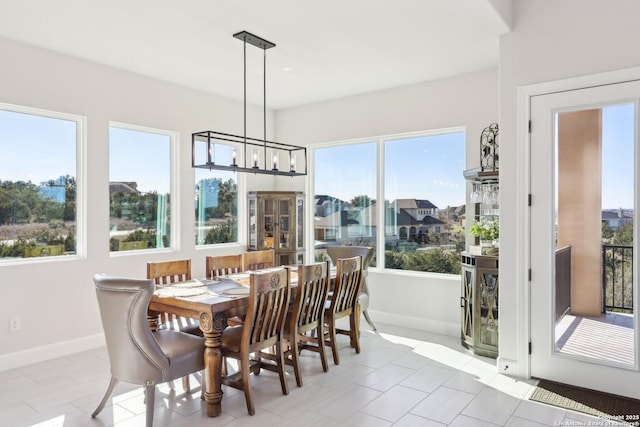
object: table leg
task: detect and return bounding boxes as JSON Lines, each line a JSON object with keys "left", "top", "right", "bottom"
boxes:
{"left": 199, "top": 312, "right": 227, "bottom": 417}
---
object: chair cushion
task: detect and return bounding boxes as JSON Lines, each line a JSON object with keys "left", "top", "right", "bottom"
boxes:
{"left": 221, "top": 325, "right": 244, "bottom": 353}
{"left": 154, "top": 330, "right": 205, "bottom": 381}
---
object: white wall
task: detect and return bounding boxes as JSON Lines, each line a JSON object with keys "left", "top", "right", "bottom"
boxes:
{"left": 0, "top": 38, "right": 500, "bottom": 370}
{"left": 276, "top": 68, "right": 500, "bottom": 338}
{"left": 0, "top": 37, "right": 282, "bottom": 368}
{"left": 499, "top": 0, "right": 640, "bottom": 377}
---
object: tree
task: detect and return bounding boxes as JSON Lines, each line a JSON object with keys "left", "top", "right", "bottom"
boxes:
{"left": 613, "top": 222, "right": 633, "bottom": 246}
{"left": 602, "top": 222, "right": 614, "bottom": 241}
{"left": 350, "top": 194, "right": 374, "bottom": 208}
{"left": 204, "top": 217, "right": 237, "bottom": 244}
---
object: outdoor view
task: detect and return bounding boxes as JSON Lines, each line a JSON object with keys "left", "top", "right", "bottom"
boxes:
{"left": 193, "top": 142, "right": 238, "bottom": 246}
{"left": 599, "top": 104, "right": 634, "bottom": 313}
{"left": 314, "top": 131, "right": 466, "bottom": 274}
{"left": 109, "top": 125, "right": 172, "bottom": 252}
{"left": 0, "top": 106, "right": 78, "bottom": 259}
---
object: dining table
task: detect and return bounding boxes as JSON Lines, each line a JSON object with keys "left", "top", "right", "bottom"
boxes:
{"left": 148, "top": 266, "right": 322, "bottom": 417}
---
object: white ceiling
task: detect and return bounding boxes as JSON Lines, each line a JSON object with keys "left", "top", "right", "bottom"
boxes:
{"left": 0, "top": 0, "right": 510, "bottom": 110}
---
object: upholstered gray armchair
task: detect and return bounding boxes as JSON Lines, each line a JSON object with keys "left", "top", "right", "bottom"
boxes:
{"left": 326, "top": 246, "right": 377, "bottom": 331}
{"left": 92, "top": 274, "right": 205, "bottom": 427}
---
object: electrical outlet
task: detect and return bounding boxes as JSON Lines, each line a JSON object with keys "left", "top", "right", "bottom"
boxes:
{"left": 9, "top": 317, "right": 20, "bottom": 332}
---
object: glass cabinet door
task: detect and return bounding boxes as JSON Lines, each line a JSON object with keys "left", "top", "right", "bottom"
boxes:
{"left": 263, "top": 198, "right": 275, "bottom": 249}
{"left": 296, "top": 194, "right": 304, "bottom": 250}
{"left": 279, "top": 199, "right": 290, "bottom": 249}
{"left": 248, "top": 196, "right": 257, "bottom": 250}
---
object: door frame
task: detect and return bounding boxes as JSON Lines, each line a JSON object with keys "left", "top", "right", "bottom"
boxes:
{"left": 514, "top": 66, "right": 640, "bottom": 381}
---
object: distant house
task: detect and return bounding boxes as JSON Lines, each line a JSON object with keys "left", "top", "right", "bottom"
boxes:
{"left": 109, "top": 181, "right": 139, "bottom": 194}
{"left": 314, "top": 196, "right": 460, "bottom": 245}
{"left": 315, "top": 194, "right": 348, "bottom": 217}
{"left": 394, "top": 199, "right": 438, "bottom": 220}
{"left": 602, "top": 208, "right": 633, "bottom": 229}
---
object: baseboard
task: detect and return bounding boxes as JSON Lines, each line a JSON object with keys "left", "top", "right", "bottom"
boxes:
{"left": 0, "top": 333, "right": 105, "bottom": 372}
{"left": 368, "top": 309, "right": 459, "bottom": 337}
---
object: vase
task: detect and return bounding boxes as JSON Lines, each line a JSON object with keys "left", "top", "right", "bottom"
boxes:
{"left": 480, "top": 239, "right": 492, "bottom": 248}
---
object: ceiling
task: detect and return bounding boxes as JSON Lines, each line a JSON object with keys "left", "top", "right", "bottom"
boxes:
{"left": 0, "top": 0, "right": 510, "bottom": 110}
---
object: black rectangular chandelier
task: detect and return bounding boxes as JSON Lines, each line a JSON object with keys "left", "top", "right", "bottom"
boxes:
{"left": 192, "top": 31, "right": 307, "bottom": 177}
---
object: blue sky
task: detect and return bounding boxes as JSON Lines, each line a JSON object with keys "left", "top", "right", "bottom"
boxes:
{"left": 0, "top": 109, "right": 76, "bottom": 185}
{"left": 314, "top": 132, "right": 466, "bottom": 209}
{"left": 109, "top": 127, "right": 171, "bottom": 194}
{"left": 601, "top": 103, "right": 634, "bottom": 209}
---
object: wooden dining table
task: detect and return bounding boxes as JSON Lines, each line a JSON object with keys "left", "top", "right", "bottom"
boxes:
{"left": 148, "top": 266, "right": 322, "bottom": 417}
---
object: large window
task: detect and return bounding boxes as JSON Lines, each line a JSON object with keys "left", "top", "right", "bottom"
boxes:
{"left": 314, "top": 142, "right": 377, "bottom": 264}
{"left": 195, "top": 144, "right": 238, "bottom": 245}
{"left": 384, "top": 132, "right": 465, "bottom": 274}
{"left": 0, "top": 104, "right": 81, "bottom": 260}
{"left": 313, "top": 129, "right": 465, "bottom": 274}
{"left": 109, "top": 124, "right": 173, "bottom": 252}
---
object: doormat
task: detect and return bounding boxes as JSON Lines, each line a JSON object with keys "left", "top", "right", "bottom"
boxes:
{"left": 530, "top": 379, "right": 640, "bottom": 422}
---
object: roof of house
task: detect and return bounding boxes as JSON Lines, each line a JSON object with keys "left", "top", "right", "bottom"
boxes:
{"left": 394, "top": 199, "right": 438, "bottom": 210}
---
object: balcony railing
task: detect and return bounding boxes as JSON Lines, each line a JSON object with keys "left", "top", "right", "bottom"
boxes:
{"left": 602, "top": 244, "right": 633, "bottom": 313}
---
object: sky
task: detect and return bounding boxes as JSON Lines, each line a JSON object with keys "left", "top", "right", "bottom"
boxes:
{"left": 0, "top": 105, "right": 635, "bottom": 210}
{"left": 109, "top": 127, "right": 171, "bottom": 194}
{"left": 601, "top": 103, "right": 634, "bottom": 209}
{"left": 314, "top": 132, "right": 466, "bottom": 209}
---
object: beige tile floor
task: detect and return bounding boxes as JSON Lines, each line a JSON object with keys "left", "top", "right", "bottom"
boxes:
{"left": 0, "top": 321, "right": 625, "bottom": 427}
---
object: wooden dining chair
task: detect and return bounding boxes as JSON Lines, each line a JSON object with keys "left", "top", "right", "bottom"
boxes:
{"left": 220, "top": 268, "right": 290, "bottom": 415}
{"left": 146, "top": 259, "right": 200, "bottom": 333}
{"left": 283, "top": 261, "right": 331, "bottom": 387}
{"left": 243, "top": 249, "right": 275, "bottom": 271}
{"left": 92, "top": 274, "right": 205, "bottom": 427}
{"left": 205, "top": 254, "right": 244, "bottom": 278}
{"left": 205, "top": 254, "right": 245, "bottom": 326}
{"left": 324, "top": 255, "right": 363, "bottom": 365}
{"left": 326, "top": 246, "right": 377, "bottom": 331}
{"left": 146, "top": 259, "right": 200, "bottom": 391}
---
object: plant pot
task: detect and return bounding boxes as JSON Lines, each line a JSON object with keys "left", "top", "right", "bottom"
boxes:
{"left": 480, "top": 239, "right": 492, "bottom": 248}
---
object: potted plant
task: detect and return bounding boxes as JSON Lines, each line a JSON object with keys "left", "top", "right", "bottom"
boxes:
{"left": 469, "top": 219, "right": 499, "bottom": 247}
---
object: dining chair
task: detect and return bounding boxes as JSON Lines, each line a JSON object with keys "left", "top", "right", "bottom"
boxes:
{"left": 326, "top": 246, "right": 377, "bottom": 331}
{"left": 92, "top": 274, "right": 205, "bottom": 427}
{"left": 220, "top": 268, "right": 290, "bottom": 415}
{"left": 146, "top": 259, "right": 200, "bottom": 334}
{"left": 324, "top": 255, "right": 363, "bottom": 365}
{"left": 283, "top": 261, "right": 331, "bottom": 387}
{"left": 146, "top": 259, "right": 201, "bottom": 391}
{"left": 243, "top": 248, "right": 275, "bottom": 271}
{"left": 205, "top": 254, "right": 245, "bottom": 326}
{"left": 205, "top": 254, "right": 244, "bottom": 278}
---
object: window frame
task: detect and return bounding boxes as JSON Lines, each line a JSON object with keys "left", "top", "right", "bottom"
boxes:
{"left": 108, "top": 121, "right": 178, "bottom": 255}
{"left": 309, "top": 126, "right": 466, "bottom": 277}
{"left": 0, "top": 102, "right": 86, "bottom": 264}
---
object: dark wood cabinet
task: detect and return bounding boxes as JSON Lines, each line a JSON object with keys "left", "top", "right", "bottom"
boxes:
{"left": 248, "top": 191, "right": 304, "bottom": 265}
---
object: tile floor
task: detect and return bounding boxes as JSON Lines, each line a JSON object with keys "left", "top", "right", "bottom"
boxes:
{"left": 0, "top": 322, "right": 626, "bottom": 427}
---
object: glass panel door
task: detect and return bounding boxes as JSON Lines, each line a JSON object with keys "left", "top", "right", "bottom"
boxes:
{"left": 530, "top": 80, "right": 640, "bottom": 398}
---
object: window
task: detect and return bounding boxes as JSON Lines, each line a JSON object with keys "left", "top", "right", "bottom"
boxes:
{"left": 0, "top": 104, "right": 81, "bottom": 260}
{"left": 313, "top": 142, "right": 377, "bottom": 264}
{"left": 313, "top": 129, "right": 465, "bottom": 274}
{"left": 384, "top": 132, "right": 465, "bottom": 274}
{"left": 195, "top": 144, "right": 238, "bottom": 245}
{"left": 109, "top": 124, "right": 173, "bottom": 252}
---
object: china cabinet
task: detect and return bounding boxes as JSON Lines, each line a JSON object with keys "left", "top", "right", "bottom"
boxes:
{"left": 248, "top": 191, "right": 304, "bottom": 265}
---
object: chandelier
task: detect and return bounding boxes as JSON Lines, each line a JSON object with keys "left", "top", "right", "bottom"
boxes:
{"left": 192, "top": 31, "right": 307, "bottom": 176}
